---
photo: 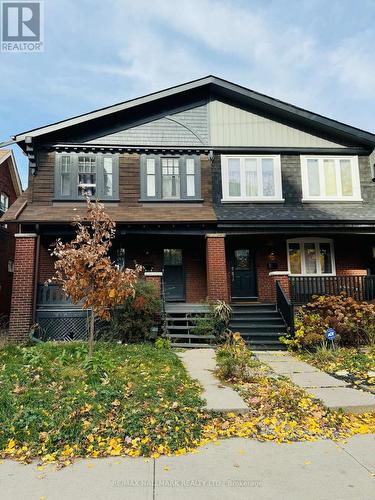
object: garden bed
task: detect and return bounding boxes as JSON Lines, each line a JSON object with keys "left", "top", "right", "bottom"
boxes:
{"left": 297, "top": 347, "right": 375, "bottom": 393}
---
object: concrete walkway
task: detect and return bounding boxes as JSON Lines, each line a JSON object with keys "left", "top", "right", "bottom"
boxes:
{"left": 255, "top": 351, "right": 375, "bottom": 413}
{"left": 178, "top": 349, "right": 248, "bottom": 413}
{"left": 1, "top": 435, "right": 374, "bottom": 500}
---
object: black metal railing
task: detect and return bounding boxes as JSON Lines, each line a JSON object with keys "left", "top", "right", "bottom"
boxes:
{"left": 276, "top": 280, "right": 294, "bottom": 333}
{"left": 289, "top": 275, "right": 375, "bottom": 305}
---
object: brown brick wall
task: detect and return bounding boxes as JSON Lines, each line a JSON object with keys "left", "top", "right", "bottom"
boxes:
{"left": 8, "top": 235, "right": 38, "bottom": 342}
{"left": 38, "top": 241, "right": 56, "bottom": 282}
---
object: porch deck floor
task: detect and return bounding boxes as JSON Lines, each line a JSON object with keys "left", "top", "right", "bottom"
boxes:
{"left": 178, "top": 349, "right": 248, "bottom": 413}
{"left": 255, "top": 351, "right": 375, "bottom": 414}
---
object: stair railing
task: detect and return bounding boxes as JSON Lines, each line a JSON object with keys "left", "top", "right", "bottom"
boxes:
{"left": 276, "top": 280, "right": 294, "bottom": 334}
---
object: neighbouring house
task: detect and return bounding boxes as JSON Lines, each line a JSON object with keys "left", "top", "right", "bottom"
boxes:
{"left": 0, "top": 150, "right": 22, "bottom": 319}
{"left": 2, "top": 76, "right": 375, "bottom": 348}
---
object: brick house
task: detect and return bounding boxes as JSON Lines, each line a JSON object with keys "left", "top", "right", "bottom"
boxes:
{"left": 3, "top": 76, "right": 375, "bottom": 347}
{"left": 0, "top": 150, "right": 22, "bottom": 319}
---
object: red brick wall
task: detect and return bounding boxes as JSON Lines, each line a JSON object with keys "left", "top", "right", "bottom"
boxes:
{"left": 0, "top": 156, "right": 19, "bottom": 317}
{"left": 185, "top": 246, "right": 207, "bottom": 302}
{"left": 206, "top": 234, "right": 229, "bottom": 302}
{"left": 38, "top": 241, "right": 56, "bottom": 282}
{"left": 8, "top": 235, "right": 38, "bottom": 342}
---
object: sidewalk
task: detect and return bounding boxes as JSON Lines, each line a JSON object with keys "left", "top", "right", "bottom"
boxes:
{"left": 255, "top": 351, "right": 375, "bottom": 413}
{"left": 178, "top": 349, "right": 248, "bottom": 413}
{"left": 1, "top": 435, "right": 374, "bottom": 500}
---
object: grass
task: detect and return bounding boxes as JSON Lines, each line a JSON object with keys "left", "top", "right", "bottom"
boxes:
{"left": 0, "top": 342, "right": 206, "bottom": 463}
{"left": 1, "top": 340, "right": 375, "bottom": 466}
{"left": 298, "top": 346, "right": 375, "bottom": 389}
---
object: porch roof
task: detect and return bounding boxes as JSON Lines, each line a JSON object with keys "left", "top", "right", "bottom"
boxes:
{"left": 0, "top": 191, "right": 217, "bottom": 224}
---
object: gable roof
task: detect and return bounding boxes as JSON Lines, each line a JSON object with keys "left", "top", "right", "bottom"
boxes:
{"left": 11, "top": 76, "right": 375, "bottom": 148}
{"left": 0, "top": 150, "right": 22, "bottom": 197}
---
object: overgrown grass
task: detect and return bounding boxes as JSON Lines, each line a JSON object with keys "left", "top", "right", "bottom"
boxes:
{"left": 0, "top": 342, "right": 206, "bottom": 463}
{"left": 298, "top": 346, "right": 375, "bottom": 388}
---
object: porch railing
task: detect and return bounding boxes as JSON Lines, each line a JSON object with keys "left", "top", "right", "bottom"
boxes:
{"left": 289, "top": 275, "right": 375, "bottom": 305}
{"left": 276, "top": 280, "right": 294, "bottom": 333}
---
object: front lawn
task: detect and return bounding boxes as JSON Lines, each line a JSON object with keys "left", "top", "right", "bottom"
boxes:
{"left": 298, "top": 347, "right": 375, "bottom": 390}
{"left": 0, "top": 342, "right": 206, "bottom": 464}
{"left": 1, "top": 341, "right": 375, "bottom": 466}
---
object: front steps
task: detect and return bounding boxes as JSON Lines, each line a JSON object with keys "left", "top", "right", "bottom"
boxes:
{"left": 229, "top": 303, "right": 287, "bottom": 350}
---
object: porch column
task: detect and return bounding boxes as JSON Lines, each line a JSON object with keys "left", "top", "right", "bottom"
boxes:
{"left": 8, "top": 234, "right": 39, "bottom": 343}
{"left": 144, "top": 271, "right": 163, "bottom": 298}
{"left": 206, "top": 233, "right": 230, "bottom": 302}
{"left": 269, "top": 271, "right": 291, "bottom": 301}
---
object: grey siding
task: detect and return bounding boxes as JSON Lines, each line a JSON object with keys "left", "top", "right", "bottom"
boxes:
{"left": 87, "top": 103, "right": 209, "bottom": 147}
{"left": 209, "top": 100, "right": 351, "bottom": 148}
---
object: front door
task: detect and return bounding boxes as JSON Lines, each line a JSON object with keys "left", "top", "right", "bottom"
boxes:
{"left": 230, "top": 248, "right": 257, "bottom": 299}
{"left": 163, "top": 249, "right": 185, "bottom": 301}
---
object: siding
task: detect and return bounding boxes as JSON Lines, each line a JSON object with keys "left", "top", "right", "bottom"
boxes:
{"left": 88, "top": 103, "right": 209, "bottom": 147}
{"left": 209, "top": 100, "right": 350, "bottom": 148}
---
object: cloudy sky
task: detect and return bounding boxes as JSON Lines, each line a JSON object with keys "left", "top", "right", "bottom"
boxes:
{"left": 1, "top": 0, "right": 375, "bottom": 186}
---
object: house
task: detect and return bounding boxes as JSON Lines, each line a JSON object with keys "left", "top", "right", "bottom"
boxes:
{"left": 3, "top": 76, "right": 375, "bottom": 347}
{"left": 0, "top": 150, "right": 22, "bottom": 319}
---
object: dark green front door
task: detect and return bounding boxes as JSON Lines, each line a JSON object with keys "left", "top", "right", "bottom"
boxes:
{"left": 230, "top": 248, "right": 256, "bottom": 299}
{"left": 163, "top": 249, "right": 185, "bottom": 301}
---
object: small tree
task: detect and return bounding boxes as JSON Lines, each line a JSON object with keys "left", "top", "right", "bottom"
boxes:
{"left": 49, "top": 197, "right": 140, "bottom": 358}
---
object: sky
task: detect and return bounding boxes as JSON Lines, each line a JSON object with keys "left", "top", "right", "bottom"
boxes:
{"left": 1, "top": 0, "right": 375, "bottom": 187}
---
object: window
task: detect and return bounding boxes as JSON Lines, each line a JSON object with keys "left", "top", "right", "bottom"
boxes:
{"left": 0, "top": 192, "right": 9, "bottom": 213}
{"left": 287, "top": 238, "right": 335, "bottom": 276}
{"left": 301, "top": 156, "right": 361, "bottom": 201}
{"left": 162, "top": 158, "right": 180, "bottom": 199}
{"left": 221, "top": 155, "right": 283, "bottom": 201}
{"left": 55, "top": 153, "right": 119, "bottom": 200}
{"left": 78, "top": 156, "right": 96, "bottom": 197}
{"left": 141, "top": 155, "right": 201, "bottom": 201}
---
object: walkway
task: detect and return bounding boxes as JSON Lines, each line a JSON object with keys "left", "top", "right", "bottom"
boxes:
{"left": 1, "top": 435, "right": 374, "bottom": 500}
{"left": 178, "top": 349, "right": 248, "bottom": 413}
{"left": 255, "top": 351, "right": 375, "bottom": 413}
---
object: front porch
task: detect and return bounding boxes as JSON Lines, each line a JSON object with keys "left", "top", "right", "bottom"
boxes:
{"left": 8, "top": 229, "right": 375, "bottom": 344}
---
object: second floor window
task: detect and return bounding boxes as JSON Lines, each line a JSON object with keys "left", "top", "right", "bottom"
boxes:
{"left": 221, "top": 155, "right": 283, "bottom": 202}
{"left": 0, "top": 192, "right": 9, "bottom": 213}
{"left": 55, "top": 153, "right": 119, "bottom": 201}
{"left": 140, "top": 154, "right": 201, "bottom": 201}
{"left": 300, "top": 156, "right": 362, "bottom": 201}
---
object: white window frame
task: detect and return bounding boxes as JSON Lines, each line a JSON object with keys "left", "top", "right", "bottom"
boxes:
{"left": 0, "top": 192, "right": 9, "bottom": 212}
{"left": 221, "top": 155, "right": 284, "bottom": 202}
{"left": 287, "top": 237, "right": 336, "bottom": 276}
{"left": 300, "top": 155, "right": 362, "bottom": 202}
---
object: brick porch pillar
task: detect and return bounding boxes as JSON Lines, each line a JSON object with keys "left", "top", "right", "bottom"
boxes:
{"left": 206, "top": 233, "right": 230, "bottom": 302}
{"left": 268, "top": 271, "right": 291, "bottom": 302}
{"left": 144, "top": 271, "right": 163, "bottom": 298}
{"left": 8, "top": 234, "right": 39, "bottom": 343}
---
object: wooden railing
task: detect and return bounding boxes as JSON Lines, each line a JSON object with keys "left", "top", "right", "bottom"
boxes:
{"left": 276, "top": 280, "right": 294, "bottom": 333}
{"left": 36, "top": 283, "right": 81, "bottom": 308}
{"left": 289, "top": 275, "right": 375, "bottom": 305}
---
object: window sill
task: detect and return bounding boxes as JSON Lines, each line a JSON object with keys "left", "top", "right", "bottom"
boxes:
{"left": 139, "top": 198, "right": 204, "bottom": 203}
{"left": 221, "top": 198, "right": 285, "bottom": 204}
{"left": 301, "top": 198, "right": 363, "bottom": 203}
{"left": 289, "top": 274, "right": 337, "bottom": 277}
{"left": 53, "top": 198, "right": 120, "bottom": 203}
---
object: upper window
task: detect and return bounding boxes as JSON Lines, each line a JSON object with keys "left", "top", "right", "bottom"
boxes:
{"left": 140, "top": 155, "right": 201, "bottom": 201}
{"left": 55, "top": 153, "right": 119, "bottom": 200}
{"left": 300, "top": 156, "right": 361, "bottom": 202}
{"left": 287, "top": 238, "right": 335, "bottom": 276}
{"left": 0, "top": 192, "right": 9, "bottom": 213}
{"left": 221, "top": 155, "right": 283, "bottom": 202}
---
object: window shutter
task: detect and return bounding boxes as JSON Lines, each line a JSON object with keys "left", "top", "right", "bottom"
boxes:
{"left": 179, "top": 156, "right": 187, "bottom": 198}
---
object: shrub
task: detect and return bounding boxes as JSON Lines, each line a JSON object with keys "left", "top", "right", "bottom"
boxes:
{"left": 283, "top": 294, "right": 375, "bottom": 349}
{"left": 190, "top": 300, "right": 232, "bottom": 338}
{"left": 102, "top": 279, "right": 161, "bottom": 343}
{"left": 155, "top": 337, "right": 171, "bottom": 350}
{"left": 216, "top": 332, "right": 260, "bottom": 382}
